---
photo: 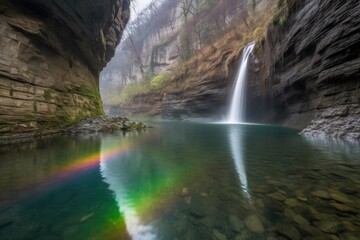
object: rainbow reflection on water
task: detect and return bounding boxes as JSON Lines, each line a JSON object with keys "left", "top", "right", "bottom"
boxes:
{"left": 100, "top": 132, "right": 190, "bottom": 240}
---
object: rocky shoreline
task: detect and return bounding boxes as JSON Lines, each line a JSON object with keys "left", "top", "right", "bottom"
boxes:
{"left": 64, "top": 116, "right": 151, "bottom": 134}
{"left": 300, "top": 105, "right": 360, "bottom": 142}
{"left": 0, "top": 116, "right": 151, "bottom": 145}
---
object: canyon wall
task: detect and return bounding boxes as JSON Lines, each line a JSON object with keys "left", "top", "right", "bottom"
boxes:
{"left": 105, "top": 0, "right": 271, "bottom": 119}
{"left": 260, "top": 0, "right": 360, "bottom": 139}
{"left": 100, "top": 0, "right": 182, "bottom": 103}
{"left": 0, "top": 0, "right": 130, "bottom": 134}
{"left": 103, "top": 0, "right": 359, "bottom": 140}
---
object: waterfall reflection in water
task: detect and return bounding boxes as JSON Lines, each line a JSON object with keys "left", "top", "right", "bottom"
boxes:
{"left": 100, "top": 132, "right": 157, "bottom": 240}
{"left": 1, "top": 122, "right": 358, "bottom": 239}
{"left": 228, "top": 125, "right": 250, "bottom": 199}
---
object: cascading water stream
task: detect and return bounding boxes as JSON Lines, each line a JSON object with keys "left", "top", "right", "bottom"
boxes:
{"left": 227, "top": 42, "right": 255, "bottom": 123}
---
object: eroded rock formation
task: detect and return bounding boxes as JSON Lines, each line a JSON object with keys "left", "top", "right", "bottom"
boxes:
{"left": 0, "top": 0, "right": 130, "bottom": 134}
{"left": 261, "top": 0, "right": 360, "bottom": 140}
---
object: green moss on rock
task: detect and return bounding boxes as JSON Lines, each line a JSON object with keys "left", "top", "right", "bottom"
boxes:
{"left": 43, "top": 89, "right": 52, "bottom": 101}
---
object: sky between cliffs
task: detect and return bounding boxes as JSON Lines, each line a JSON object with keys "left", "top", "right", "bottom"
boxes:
{"left": 132, "top": 0, "right": 154, "bottom": 17}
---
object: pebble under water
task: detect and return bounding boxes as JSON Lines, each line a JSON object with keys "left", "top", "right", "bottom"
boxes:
{"left": 0, "top": 122, "right": 359, "bottom": 240}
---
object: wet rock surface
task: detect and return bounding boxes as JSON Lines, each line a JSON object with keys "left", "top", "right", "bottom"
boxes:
{"left": 64, "top": 116, "right": 151, "bottom": 134}
{"left": 111, "top": 71, "right": 231, "bottom": 120}
{"left": 261, "top": 0, "right": 360, "bottom": 140}
{"left": 0, "top": 116, "right": 150, "bottom": 145}
{"left": 300, "top": 105, "right": 360, "bottom": 141}
{"left": 244, "top": 215, "right": 265, "bottom": 233}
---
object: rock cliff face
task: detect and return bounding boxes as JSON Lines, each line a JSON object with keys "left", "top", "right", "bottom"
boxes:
{"left": 114, "top": 68, "right": 233, "bottom": 120}
{"left": 105, "top": 0, "right": 272, "bottom": 119}
{"left": 103, "top": 0, "right": 359, "bottom": 140}
{"left": 100, "top": 0, "right": 182, "bottom": 101}
{"left": 0, "top": 0, "right": 130, "bottom": 134}
{"left": 109, "top": 40, "right": 249, "bottom": 120}
{"left": 260, "top": 0, "right": 360, "bottom": 140}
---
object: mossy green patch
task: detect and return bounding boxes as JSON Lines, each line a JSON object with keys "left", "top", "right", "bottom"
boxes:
{"left": 278, "top": 16, "right": 286, "bottom": 26}
{"left": 116, "top": 82, "right": 152, "bottom": 102}
{"left": 54, "top": 110, "right": 74, "bottom": 126}
{"left": 272, "top": 0, "right": 293, "bottom": 27}
{"left": 71, "top": 86, "right": 100, "bottom": 99}
{"left": 151, "top": 75, "right": 168, "bottom": 88}
{"left": 69, "top": 85, "right": 104, "bottom": 116}
{"left": 122, "top": 122, "right": 147, "bottom": 131}
{"left": 253, "top": 27, "right": 264, "bottom": 38}
{"left": 43, "top": 89, "right": 52, "bottom": 101}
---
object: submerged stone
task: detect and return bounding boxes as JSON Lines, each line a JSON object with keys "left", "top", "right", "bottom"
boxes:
{"left": 229, "top": 215, "right": 244, "bottom": 232}
{"left": 253, "top": 185, "right": 275, "bottom": 194}
{"left": 244, "top": 214, "right": 264, "bottom": 233}
{"left": 181, "top": 187, "right": 190, "bottom": 197}
{"left": 285, "top": 198, "right": 299, "bottom": 207}
{"left": 201, "top": 192, "right": 209, "bottom": 197}
{"left": 310, "top": 190, "right": 331, "bottom": 199}
{"left": 297, "top": 197, "right": 308, "bottom": 202}
{"left": 339, "top": 187, "right": 358, "bottom": 195}
{"left": 267, "top": 192, "right": 287, "bottom": 201}
{"left": 266, "top": 237, "right": 277, "bottom": 240}
{"left": 213, "top": 229, "right": 227, "bottom": 240}
{"left": 339, "top": 232, "right": 360, "bottom": 240}
{"left": 174, "top": 215, "right": 188, "bottom": 233}
{"left": 200, "top": 216, "right": 215, "bottom": 228}
{"left": 263, "top": 198, "right": 284, "bottom": 212}
{"left": 189, "top": 197, "right": 207, "bottom": 218}
{"left": 235, "top": 230, "right": 252, "bottom": 240}
{"left": 329, "top": 203, "right": 357, "bottom": 214}
{"left": 330, "top": 192, "right": 353, "bottom": 204}
{"left": 80, "top": 212, "right": 94, "bottom": 222}
{"left": 314, "top": 221, "right": 344, "bottom": 234}
{"left": 256, "top": 199, "right": 265, "bottom": 208}
{"left": 297, "top": 224, "right": 323, "bottom": 237}
{"left": 284, "top": 208, "right": 309, "bottom": 225}
{"left": 275, "top": 224, "right": 301, "bottom": 240}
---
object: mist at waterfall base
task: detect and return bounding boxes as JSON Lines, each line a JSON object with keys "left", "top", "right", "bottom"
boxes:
{"left": 226, "top": 42, "right": 255, "bottom": 124}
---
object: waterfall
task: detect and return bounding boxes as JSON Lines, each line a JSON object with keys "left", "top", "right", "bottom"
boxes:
{"left": 227, "top": 42, "right": 255, "bottom": 123}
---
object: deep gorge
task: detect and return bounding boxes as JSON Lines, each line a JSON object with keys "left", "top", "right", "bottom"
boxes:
{"left": 0, "top": 0, "right": 359, "bottom": 239}
{"left": 102, "top": 0, "right": 359, "bottom": 140}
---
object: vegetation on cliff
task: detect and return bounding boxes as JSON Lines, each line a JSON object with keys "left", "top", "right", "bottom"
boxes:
{"left": 101, "top": 0, "right": 275, "bottom": 116}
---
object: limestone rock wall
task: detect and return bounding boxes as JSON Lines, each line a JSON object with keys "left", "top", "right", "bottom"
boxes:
{"left": 0, "top": 0, "right": 130, "bottom": 134}
{"left": 260, "top": 0, "right": 360, "bottom": 139}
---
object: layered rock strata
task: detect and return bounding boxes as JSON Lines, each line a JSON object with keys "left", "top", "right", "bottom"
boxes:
{"left": 261, "top": 0, "right": 360, "bottom": 140}
{"left": 0, "top": 0, "right": 130, "bottom": 134}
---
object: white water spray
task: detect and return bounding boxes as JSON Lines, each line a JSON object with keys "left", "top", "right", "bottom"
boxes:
{"left": 227, "top": 42, "right": 255, "bottom": 123}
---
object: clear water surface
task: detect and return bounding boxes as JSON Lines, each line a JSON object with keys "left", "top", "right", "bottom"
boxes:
{"left": 0, "top": 122, "right": 359, "bottom": 239}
